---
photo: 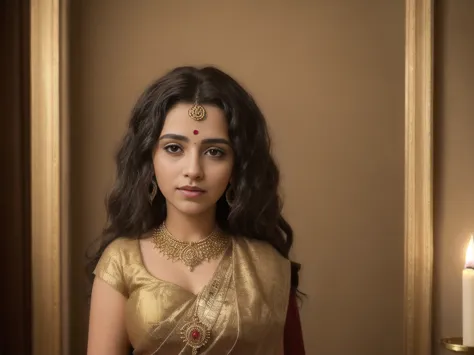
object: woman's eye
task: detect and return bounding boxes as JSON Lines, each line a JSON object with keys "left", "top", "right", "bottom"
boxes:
{"left": 206, "top": 148, "right": 225, "bottom": 157}
{"left": 164, "top": 144, "right": 182, "bottom": 154}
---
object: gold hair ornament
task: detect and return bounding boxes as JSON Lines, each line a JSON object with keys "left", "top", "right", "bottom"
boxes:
{"left": 188, "top": 103, "right": 207, "bottom": 121}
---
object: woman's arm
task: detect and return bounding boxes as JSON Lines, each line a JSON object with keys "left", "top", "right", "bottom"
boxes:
{"left": 87, "top": 277, "right": 130, "bottom": 355}
{"left": 283, "top": 291, "right": 306, "bottom": 355}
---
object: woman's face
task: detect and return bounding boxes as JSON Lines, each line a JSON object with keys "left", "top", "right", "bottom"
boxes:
{"left": 153, "top": 102, "right": 234, "bottom": 216}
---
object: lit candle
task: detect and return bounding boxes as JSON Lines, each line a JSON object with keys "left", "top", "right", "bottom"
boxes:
{"left": 463, "top": 235, "right": 474, "bottom": 346}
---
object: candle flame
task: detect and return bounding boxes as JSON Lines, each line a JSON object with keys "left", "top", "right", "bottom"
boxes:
{"left": 465, "top": 235, "right": 474, "bottom": 269}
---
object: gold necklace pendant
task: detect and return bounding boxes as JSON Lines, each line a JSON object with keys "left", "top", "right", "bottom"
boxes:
{"left": 180, "top": 316, "right": 211, "bottom": 355}
{"left": 152, "top": 223, "right": 230, "bottom": 271}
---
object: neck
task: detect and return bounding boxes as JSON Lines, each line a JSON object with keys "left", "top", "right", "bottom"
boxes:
{"left": 164, "top": 205, "right": 217, "bottom": 243}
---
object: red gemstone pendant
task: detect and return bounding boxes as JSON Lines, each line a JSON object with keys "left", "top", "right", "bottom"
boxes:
{"left": 180, "top": 316, "right": 211, "bottom": 354}
{"left": 192, "top": 330, "right": 200, "bottom": 339}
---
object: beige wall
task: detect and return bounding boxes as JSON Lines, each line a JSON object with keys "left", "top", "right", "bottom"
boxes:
{"left": 68, "top": 1, "right": 405, "bottom": 354}
{"left": 434, "top": 1, "right": 474, "bottom": 354}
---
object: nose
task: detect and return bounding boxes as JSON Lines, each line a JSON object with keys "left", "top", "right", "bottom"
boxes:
{"left": 183, "top": 150, "right": 204, "bottom": 180}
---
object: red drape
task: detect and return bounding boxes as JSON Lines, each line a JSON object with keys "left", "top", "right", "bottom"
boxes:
{"left": 284, "top": 291, "right": 306, "bottom": 355}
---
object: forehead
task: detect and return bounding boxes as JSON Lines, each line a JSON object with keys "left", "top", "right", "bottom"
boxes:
{"left": 161, "top": 103, "right": 228, "bottom": 137}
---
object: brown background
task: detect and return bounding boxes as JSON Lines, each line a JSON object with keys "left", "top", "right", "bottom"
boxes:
{"left": 434, "top": 1, "right": 474, "bottom": 354}
{"left": 68, "top": 1, "right": 405, "bottom": 355}
{"left": 0, "top": 0, "right": 31, "bottom": 354}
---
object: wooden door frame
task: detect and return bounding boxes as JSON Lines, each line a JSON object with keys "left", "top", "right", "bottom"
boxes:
{"left": 30, "top": 0, "right": 70, "bottom": 354}
{"left": 30, "top": 0, "right": 434, "bottom": 354}
{"left": 404, "top": 1, "right": 434, "bottom": 355}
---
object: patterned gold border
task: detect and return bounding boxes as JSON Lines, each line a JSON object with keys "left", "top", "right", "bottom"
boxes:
{"left": 404, "top": 1, "right": 434, "bottom": 355}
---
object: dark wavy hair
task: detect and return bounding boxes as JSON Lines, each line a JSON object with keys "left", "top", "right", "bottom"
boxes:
{"left": 86, "top": 66, "right": 301, "bottom": 292}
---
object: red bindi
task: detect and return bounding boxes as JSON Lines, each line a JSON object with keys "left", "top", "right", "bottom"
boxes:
{"left": 193, "top": 129, "right": 199, "bottom": 135}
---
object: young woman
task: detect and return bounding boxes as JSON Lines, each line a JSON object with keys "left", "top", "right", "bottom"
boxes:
{"left": 86, "top": 66, "right": 305, "bottom": 355}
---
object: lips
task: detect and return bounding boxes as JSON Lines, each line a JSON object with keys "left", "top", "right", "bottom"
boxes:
{"left": 178, "top": 186, "right": 206, "bottom": 198}
{"left": 178, "top": 186, "right": 205, "bottom": 192}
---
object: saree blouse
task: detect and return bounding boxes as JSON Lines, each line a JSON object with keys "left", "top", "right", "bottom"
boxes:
{"left": 93, "top": 236, "right": 292, "bottom": 355}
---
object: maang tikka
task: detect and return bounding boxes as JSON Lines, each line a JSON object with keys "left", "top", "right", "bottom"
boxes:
{"left": 188, "top": 102, "right": 207, "bottom": 121}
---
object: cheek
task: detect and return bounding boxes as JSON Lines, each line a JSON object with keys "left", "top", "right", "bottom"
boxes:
{"left": 207, "top": 161, "right": 233, "bottom": 186}
{"left": 153, "top": 150, "right": 176, "bottom": 170}
{"left": 153, "top": 157, "right": 165, "bottom": 173}
{"left": 152, "top": 154, "right": 175, "bottom": 187}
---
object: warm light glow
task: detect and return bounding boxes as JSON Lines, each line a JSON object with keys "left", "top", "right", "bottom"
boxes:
{"left": 466, "top": 235, "right": 474, "bottom": 269}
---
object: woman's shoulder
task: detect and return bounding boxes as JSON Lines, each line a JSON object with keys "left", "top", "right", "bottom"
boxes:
{"left": 104, "top": 236, "right": 138, "bottom": 252}
{"left": 99, "top": 236, "right": 141, "bottom": 265}
{"left": 94, "top": 237, "right": 141, "bottom": 297}
{"left": 233, "top": 236, "right": 292, "bottom": 312}
{"left": 233, "top": 236, "right": 290, "bottom": 266}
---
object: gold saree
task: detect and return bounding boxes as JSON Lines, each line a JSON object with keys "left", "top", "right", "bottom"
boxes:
{"left": 94, "top": 236, "right": 291, "bottom": 355}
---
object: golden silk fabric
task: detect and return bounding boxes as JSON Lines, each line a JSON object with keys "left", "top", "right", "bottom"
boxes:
{"left": 94, "top": 236, "right": 291, "bottom": 354}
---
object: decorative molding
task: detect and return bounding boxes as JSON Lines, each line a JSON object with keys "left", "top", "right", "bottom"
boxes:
{"left": 60, "top": 0, "right": 71, "bottom": 354}
{"left": 404, "top": 1, "right": 434, "bottom": 355}
{"left": 30, "top": 0, "right": 63, "bottom": 354}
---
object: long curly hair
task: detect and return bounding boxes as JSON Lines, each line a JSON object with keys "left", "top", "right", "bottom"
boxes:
{"left": 86, "top": 66, "right": 301, "bottom": 291}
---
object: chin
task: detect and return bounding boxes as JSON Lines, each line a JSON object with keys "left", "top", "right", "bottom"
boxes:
{"left": 172, "top": 200, "right": 215, "bottom": 216}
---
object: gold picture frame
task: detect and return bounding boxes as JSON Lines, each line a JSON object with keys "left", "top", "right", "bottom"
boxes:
{"left": 404, "top": 1, "right": 434, "bottom": 355}
{"left": 29, "top": 0, "right": 434, "bottom": 354}
{"left": 30, "top": 0, "right": 70, "bottom": 354}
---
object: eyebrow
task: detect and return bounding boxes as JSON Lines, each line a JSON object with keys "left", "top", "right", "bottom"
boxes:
{"left": 159, "top": 134, "right": 231, "bottom": 146}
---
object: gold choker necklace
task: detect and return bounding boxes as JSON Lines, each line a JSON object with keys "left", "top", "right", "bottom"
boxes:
{"left": 152, "top": 223, "right": 230, "bottom": 271}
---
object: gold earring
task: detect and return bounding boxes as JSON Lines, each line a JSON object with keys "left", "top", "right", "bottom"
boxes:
{"left": 149, "top": 180, "right": 158, "bottom": 204}
{"left": 225, "top": 188, "right": 234, "bottom": 206}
